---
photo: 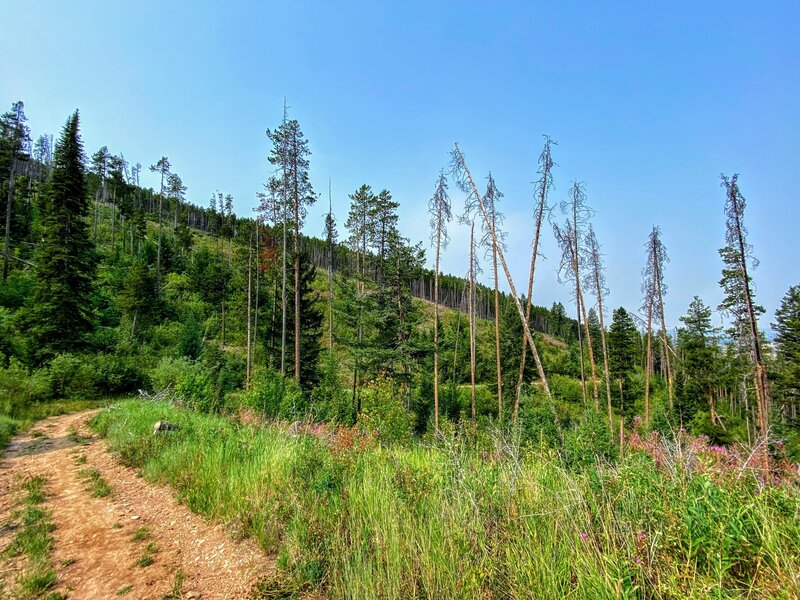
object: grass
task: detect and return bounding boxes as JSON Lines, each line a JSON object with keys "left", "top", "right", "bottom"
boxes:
{"left": 131, "top": 526, "right": 150, "bottom": 541}
{"left": 78, "top": 467, "right": 113, "bottom": 498}
{"left": 116, "top": 583, "right": 134, "bottom": 595}
{"left": 0, "top": 475, "right": 61, "bottom": 599}
{"left": 134, "top": 541, "right": 159, "bottom": 568}
{"left": 91, "top": 399, "right": 800, "bottom": 599}
{"left": 161, "top": 568, "right": 185, "bottom": 599}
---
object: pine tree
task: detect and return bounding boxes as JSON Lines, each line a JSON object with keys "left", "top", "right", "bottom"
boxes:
{"left": 286, "top": 249, "right": 324, "bottom": 391}
{"left": 773, "top": 285, "right": 800, "bottom": 423}
{"left": 2, "top": 101, "right": 31, "bottom": 281}
{"left": 607, "top": 307, "right": 638, "bottom": 418}
{"left": 678, "top": 297, "right": 720, "bottom": 427}
{"left": 29, "top": 112, "right": 95, "bottom": 361}
{"left": 720, "top": 174, "right": 771, "bottom": 439}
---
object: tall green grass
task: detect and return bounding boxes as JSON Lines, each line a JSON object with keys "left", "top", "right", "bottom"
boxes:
{"left": 91, "top": 400, "right": 800, "bottom": 599}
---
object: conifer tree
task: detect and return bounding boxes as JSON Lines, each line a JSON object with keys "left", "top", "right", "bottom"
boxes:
{"left": 678, "top": 297, "right": 720, "bottom": 427}
{"left": 483, "top": 174, "right": 506, "bottom": 419}
{"left": 773, "top": 284, "right": 800, "bottom": 421}
{"left": 720, "top": 174, "right": 771, "bottom": 440}
{"left": 29, "top": 111, "right": 95, "bottom": 361}
{"left": 149, "top": 156, "right": 170, "bottom": 292}
{"left": 2, "top": 101, "right": 31, "bottom": 281}
{"left": 608, "top": 307, "right": 638, "bottom": 417}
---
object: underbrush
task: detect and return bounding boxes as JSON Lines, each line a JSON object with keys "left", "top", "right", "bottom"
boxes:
{"left": 90, "top": 400, "right": 800, "bottom": 599}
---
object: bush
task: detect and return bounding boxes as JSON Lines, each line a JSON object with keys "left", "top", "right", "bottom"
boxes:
{"left": 358, "top": 376, "right": 414, "bottom": 445}
{"left": 239, "top": 367, "right": 306, "bottom": 419}
{"left": 0, "top": 359, "right": 49, "bottom": 415}
{"left": 149, "top": 356, "right": 195, "bottom": 391}
{"left": 46, "top": 353, "right": 147, "bottom": 399}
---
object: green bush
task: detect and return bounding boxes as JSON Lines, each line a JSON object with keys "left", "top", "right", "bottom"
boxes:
{"left": 0, "top": 359, "right": 50, "bottom": 414}
{"left": 149, "top": 355, "right": 195, "bottom": 391}
{"left": 239, "top": 366, "right": 306, "bottom": 419}
{"left": 47, "top": 353, "right": 147, "bottom": 399}
{"left": 358, "top": 376, "right": 414, "bottom": 445}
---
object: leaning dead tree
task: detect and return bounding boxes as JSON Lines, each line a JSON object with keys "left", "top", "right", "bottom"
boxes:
{"left": 461, "top": 218, "right": 481, "bottom": 429}
{"left": 428, "top": 170, "right": 452, "bottom": 432}
{"left": 721, "top": 174, "right": 771, "bottom": 439}
{"left": 514, "top": 136, "right": 555, "bottom": 422}
{"left": 483, "top": 174, "right": 506, "bottom": 420}
{"left": 451, "top": 144, "right": 551, "bottom": 400}
{"left": 553, "top": 182, "right": 598, "bottom": 409}
{"left": 585, "top": 224, "right": 613, "bottom": 431}
{"left": 644, "top": 226, "right": 674, "bottom": 411}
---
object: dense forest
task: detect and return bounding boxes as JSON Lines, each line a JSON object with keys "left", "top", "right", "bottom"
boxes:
{"left": 2, "top": 99, "right": 800, "bottom": 598}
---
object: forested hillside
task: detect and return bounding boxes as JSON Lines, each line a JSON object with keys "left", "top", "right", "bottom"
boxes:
{"left": 2, "top": 99, "right": 800, "bottom": 598}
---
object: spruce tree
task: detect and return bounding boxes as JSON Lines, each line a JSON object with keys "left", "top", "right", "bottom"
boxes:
{"left": 29, "top": 111, "right": 95, "bottom": 361}
{"left": 286, "top": 249, "right": 323, "bottom": 391}
{"left": 607, "top": 307, "right": 638, "bottom": 417}
{"left": 773, "top": 284, "right": 800, "bottom": 421}
{"left": 677, "top": 297, "right": 720, "bottom": 428}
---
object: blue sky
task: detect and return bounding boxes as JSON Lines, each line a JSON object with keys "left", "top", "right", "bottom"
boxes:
{"left": 2, "top": 1, "right": 798, "bottom": 331}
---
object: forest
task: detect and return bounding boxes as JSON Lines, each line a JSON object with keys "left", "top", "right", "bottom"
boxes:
{"left": 1, "top": 99, "right": 799, "bottom": 599}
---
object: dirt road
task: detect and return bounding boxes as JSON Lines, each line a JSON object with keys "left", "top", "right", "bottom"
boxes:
{"left": 0, "top": 410, "right": 272, "bottom": 599}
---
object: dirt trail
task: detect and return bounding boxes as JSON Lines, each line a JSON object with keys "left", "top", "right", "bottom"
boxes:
{"left": 0, "top": 410, "right": 272, "bottom": 599}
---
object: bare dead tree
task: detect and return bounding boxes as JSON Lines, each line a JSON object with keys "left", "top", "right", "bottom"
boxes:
{"left": 553, "top": 182, "right": 598, "bottom": 409}
{"left": 647, "top": 226, "right": 674, "bottom": 408}
{"left": 428, "top": 170, "right": 452, "bottom": 432}
{"left": 246, "top": 231, "right": 253, "bottom": 388}
{"left": 514, "top": 136, "right": 555, "bottom": 422}
{"left": 721, "top": 174, "right": 771, "bottom": 439}
{"left": 468, "top": 221, "right": 479, "bottom": 428}
{"left": 451, "top": 144, "right": 552, "bottom": 400}
{"left": 482, "top": 173, "right": 506, "bottom": 420}
{"left": 585, "top": 224, "right": 613, "bottom": 431}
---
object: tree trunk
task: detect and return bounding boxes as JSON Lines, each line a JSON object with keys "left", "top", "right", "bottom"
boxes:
{"left": 246, "top": 234, "right": 253, "bottom": 388}
{"left": 454, "top": 146, "right": 551, "bottom": 399}
{"left": 644, "top": 300, "right": 653, "bottom": 428}
{"left": 493, "top": 242, "right": 502, "bottom": 420}
{"left": 469, "top": 223, "right": 477, "bottom": 430}
{"left": 3, "top": 160, "right": 16, "bottom": 281}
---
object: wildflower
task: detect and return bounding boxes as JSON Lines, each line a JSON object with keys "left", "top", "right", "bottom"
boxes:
{"left": 579, "top": 532, "right": 589, "bottom": 542}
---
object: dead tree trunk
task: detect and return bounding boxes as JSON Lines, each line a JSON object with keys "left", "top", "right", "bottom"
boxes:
{"left": 452, "top": 145, "right": 551, "bottom": 399}
{"left": 514, "top": 136, "right": 554, "bottom": 423}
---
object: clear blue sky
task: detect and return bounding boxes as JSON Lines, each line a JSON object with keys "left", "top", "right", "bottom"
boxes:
{"left": 2, "top": 1, "right": 798, "bottom": 332}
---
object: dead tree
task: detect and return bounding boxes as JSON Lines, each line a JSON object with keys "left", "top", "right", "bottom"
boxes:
{"left": 514, "top": 136, "right": 554, "bottom": 422}
{"left": 585, "top": 225, "right": 613, "bottom": 431}
{"left": 246, "top": 232, "right": 253, "bottom": 388}
{"left": 721, "top": 174, "right": 771, "bottom": 439}
{"left": 468, "top": 221, "right": 478, "bottom": 428}
{"left": 428, "top": 170, "right": 452, "bottom": 432}
{"left": 483, "top": 174, "right": 506, "bottom": 420}
{"left": 650, "top": 227, "right": 674, "bottom": 408}
{"left": 553, "top": 182, "right": 598, "bottom": 409}
{"left": 451, "top": 144, "right": 552, "bottom": 400}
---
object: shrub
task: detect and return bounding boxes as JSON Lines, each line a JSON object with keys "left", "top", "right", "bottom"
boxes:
{"left": 358, "top": 376, "right": 414, "bottom": 445}
{"left": 149, "top": 356, "right": 195, "bottom": 392}
{"left": 239, "top": 366, "right": 306, "bottom": 419}
{"left": 47, "top": 353, "right": 100, "bottom": 399}
{"left": 0, "top": 359, "right": 49, "bottom": 414}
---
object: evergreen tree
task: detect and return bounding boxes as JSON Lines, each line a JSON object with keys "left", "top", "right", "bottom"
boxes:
{"left": 28, "top": 112, "right": 95, "bottom": 361}
{"left": 773, "top": 284, "right": 800, "bottom": 421}
{"left": 677, "top": 297, "right": 720, "bottom": 428}
{"left": 607, "top": 307, "right": 638, "bottom": 416}
{"left": 285, "top": 249, "right": 323, "bottom": 391}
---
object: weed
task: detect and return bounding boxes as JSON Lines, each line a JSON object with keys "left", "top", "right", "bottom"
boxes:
{"left": 78, "top": 467, "right": 112, "bottom": 498}
{"left": 131, "top": 526, "right": 149, "bottom": 542}
{"left": 134, "top": 541, "right": 159, "bottom": 568}
{"left": 161, "top": 568, "right": 185, "bottom": 599}
{"left": 116, "top": 584, "right": 134, "bottom": 595}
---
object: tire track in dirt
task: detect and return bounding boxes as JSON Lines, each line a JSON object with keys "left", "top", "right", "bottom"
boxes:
{"left": 0, "top": 410, "right": 272, "bottom": 599}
